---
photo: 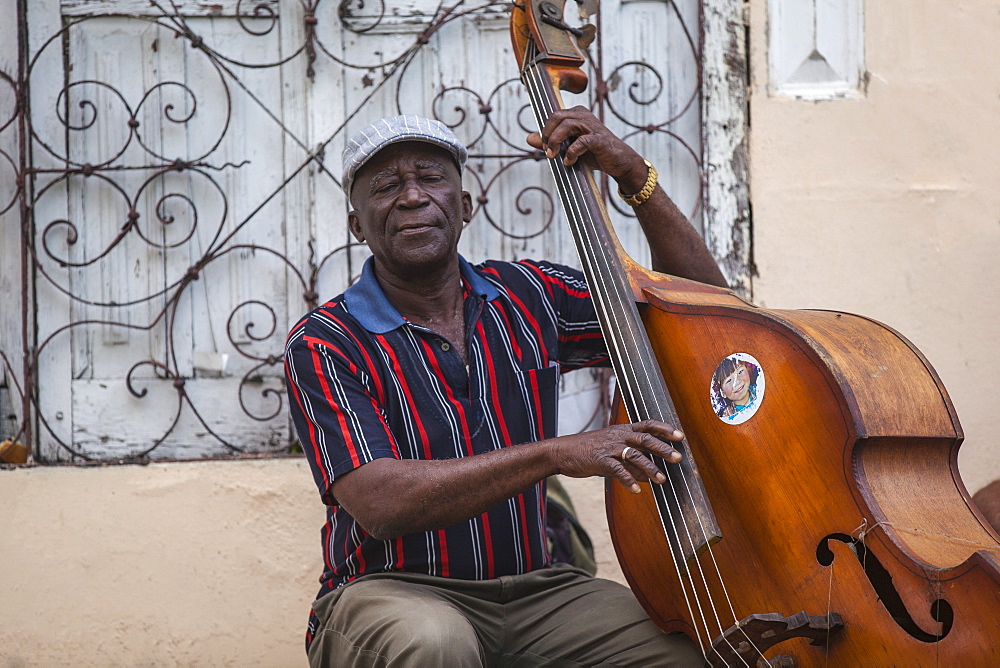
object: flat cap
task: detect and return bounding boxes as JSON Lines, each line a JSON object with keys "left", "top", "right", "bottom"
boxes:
{"left": 342, "top": 115, "right": 468, "bottom": 200}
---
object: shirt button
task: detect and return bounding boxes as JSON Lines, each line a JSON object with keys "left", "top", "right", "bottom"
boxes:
{"left": 440, "top": 341, "right": 451, "bottom": 352}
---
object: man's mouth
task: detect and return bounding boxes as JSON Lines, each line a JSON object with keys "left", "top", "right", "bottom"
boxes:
{"left": 397, "top": 225, "right": 436, "bottom": 238}
{"left": 395, "top": 218, "right": 440, "bottom": 234}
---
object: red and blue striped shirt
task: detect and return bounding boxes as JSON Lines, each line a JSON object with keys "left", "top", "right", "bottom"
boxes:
{"left": 284, "top": 256, "right": 608, "bottom": 609}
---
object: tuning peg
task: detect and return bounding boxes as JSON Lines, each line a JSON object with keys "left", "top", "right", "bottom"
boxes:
{"left": 539, "top": 11, "right": 597, "bottom": 51}
{"left": 574, "top": 0, "right": 599, "bottom": 20}
{"left": 576, "top": 23, "right": 597, "bottom": 50}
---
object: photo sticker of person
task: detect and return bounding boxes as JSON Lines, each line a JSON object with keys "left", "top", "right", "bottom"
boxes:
{"left": 710, "top": 353, "right": 765, "bottom": 425}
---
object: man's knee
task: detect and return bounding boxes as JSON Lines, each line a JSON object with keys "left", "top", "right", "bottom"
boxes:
{"left": 309, "top": 578, "right": 484, "bottom": 667}
{"left": 382, "top": 612, "right": 483, "bottom": 665}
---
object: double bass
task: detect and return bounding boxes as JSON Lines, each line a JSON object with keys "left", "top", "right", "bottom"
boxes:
{"left": 510, "top": 2, "right": 1000, "bottom": 665}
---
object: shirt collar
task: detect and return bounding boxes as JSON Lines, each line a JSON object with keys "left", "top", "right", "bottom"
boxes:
{"left": 343, "top": 255, "right": 500, "bottom": 334}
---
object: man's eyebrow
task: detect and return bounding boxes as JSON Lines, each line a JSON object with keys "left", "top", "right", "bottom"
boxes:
{"left": 364, "top": 158, "right": 450, "bottom": 193}
{"left": 413, "top": 157, "right": 449, "bottom": 170}
{"left": 367, "top": 166, "right": 397, "bottom": 186}
{"left": 362, "top": 166, "right": 401, "bottom": 196}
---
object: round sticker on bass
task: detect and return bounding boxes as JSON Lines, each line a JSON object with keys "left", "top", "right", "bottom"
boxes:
{"left": 710, "top": 353, "right": 765, "bottom": 425}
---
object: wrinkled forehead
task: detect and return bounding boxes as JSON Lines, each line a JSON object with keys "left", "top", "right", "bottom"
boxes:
{"left": 367, "top": 143, "right": 455, "bottom": 175}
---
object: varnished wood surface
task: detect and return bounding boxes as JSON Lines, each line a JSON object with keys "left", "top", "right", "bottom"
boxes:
{"left": 607, "top": 292, "right": 1000, "bottom": 665}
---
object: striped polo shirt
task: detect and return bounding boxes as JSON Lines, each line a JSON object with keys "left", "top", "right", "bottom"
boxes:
{"left": 284, "top": 255, "right": 608, "bottom": 604}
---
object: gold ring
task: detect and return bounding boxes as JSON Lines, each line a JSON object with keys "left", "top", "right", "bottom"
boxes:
{"left": 621, "top": 446, "right": 633, "bottom": 460}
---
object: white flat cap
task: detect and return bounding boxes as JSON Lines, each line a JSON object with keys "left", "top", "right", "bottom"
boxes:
{"left": 342, "top": 115, "right": 468, "bottom": 199}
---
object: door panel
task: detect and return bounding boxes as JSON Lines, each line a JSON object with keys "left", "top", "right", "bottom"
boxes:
{"left": 19, "top": 0, "right": 705, "bottom": 460}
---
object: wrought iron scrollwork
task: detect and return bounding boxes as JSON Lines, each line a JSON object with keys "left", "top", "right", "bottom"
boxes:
{"left": 0, "top": 0, "right": 703, "bottom": 462}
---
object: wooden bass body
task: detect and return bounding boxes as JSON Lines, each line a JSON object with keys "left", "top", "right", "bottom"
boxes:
{"left": 607, "top": 276, "right": 1000, "bottom": 665}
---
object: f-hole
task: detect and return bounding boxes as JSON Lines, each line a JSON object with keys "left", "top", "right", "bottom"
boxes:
{"left": 817, "top": 533, "right": 954, "bottom": 642}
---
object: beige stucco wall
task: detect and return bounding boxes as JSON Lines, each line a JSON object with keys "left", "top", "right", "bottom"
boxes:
{"left": 748, "top": 0, "right": 1000, "bottom": 493}
{"left": 0, "top": 460, "right": 324, "bottom": 667}
{"left": 0, "top": 461, "right": 618, "bottom": 668}
{"left": 3, "top": 2, "right": 999, "bottom": 666}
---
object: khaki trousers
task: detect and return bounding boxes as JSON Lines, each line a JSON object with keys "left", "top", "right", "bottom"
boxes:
{"left": 307, "top": 564, "right": 703, "bottom": 667}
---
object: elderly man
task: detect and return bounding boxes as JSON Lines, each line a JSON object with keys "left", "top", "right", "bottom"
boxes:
{"left": 285, "top": 109, "right": 726, "bottom": 666}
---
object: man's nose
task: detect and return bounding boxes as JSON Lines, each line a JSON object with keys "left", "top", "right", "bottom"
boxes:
{"left": 398, "top": 178, "right": 429, "bottom": 207}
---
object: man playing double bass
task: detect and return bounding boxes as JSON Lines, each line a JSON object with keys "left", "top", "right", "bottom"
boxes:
{"left": 284, "top": 108, "right": 727, "bottom": 666}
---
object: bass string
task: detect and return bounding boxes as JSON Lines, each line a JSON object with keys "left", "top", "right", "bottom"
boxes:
{"left": 518, "top": 55, "right": 727, "bottom": 661}
{"left": 826, "top": 557, "right": 835, "bottom": 668}
{"left": 519, "top": 43, "right": 764, "bottom": 666}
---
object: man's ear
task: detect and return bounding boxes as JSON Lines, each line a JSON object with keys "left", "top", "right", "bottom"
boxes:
{"left": 348, "top": 211, "right": 365, "bottom": 243}
{"left": 461, "top": 191, "right": 473, "bottom": 223}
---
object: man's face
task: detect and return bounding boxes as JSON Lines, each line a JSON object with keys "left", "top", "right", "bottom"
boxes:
{"left": 348, "top": 142, "right": 472, "bottom": 280}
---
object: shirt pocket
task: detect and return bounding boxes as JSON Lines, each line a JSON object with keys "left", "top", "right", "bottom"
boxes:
{"left": 514, "top": 361, "right": 561, "bottom": 443}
